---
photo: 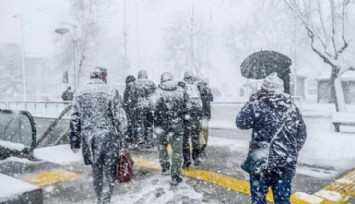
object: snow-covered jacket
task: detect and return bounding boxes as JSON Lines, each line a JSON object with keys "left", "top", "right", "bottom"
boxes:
{"left": 180, "top": 76, "right": 203, "bottom": 113}
{"left": 123, "top": 81, "right": 137, "bottom": 113}
{"left": 70, "top": 78, "right": 127, "bottom": 165}
{"left": 135, "top": 70, "right": 156, "bottom": 109}
{"left": 236, "top": 92, "right": 307, "bottom": 178}
{"left": 198, "top": 81, "right": 214, "bottom": 119}
{"left": 154, "top": 79, "right": 185, "bottom": 132}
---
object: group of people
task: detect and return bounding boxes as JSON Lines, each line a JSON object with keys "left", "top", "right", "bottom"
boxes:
{"left": 69, "top": 67, "right": 213, "bottom": 203}
{"left": 123, "top": 70, "right": 213, "bottom": 170}
{"left": 69, "top": 66, "right": 306, "bottom": 204}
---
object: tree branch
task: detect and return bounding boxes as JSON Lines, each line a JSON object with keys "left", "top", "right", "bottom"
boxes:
{"left": 337, "top": 0, "right": 349, "bottom": 56}
{"left": 328, "top": 0, "right": 338, "bottom": 59}
{"left": 307, "top": 23, "right": 336, "bottom": 68}
{"left": 316, "top": 0, "right": 330, "bottom": 50}
{"left": 310, "top": 24, "right": 332, "bottom": 58}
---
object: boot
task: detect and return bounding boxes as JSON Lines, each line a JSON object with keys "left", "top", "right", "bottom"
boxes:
{"left": 182, "top": 160, "right": 191, "bottom": 169}
{"left": 192, "top": 149, "right": 201, "bottom": 166}
{"left": 170, "top": 175, "right": 183, "bottom": 186}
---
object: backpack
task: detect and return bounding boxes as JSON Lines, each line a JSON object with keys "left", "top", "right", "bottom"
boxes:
{"left": 185, "top": 83, "right": 202, "bottom": 111}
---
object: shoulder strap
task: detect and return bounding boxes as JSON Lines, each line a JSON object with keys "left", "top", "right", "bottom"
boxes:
{"left": 270, "top": 106, "right": 292, "bottom": 145}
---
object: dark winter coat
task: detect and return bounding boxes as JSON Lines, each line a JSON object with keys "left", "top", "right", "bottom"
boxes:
{"left": 198, "top": 81, "right": 214, "bottom": 119}
{"left": 154, "top": 79, "right": 185, "bottom": 132}
{"left": 70, "top": 78, "right": 127, "bottom": 165}
{"left": 62, "top": 89, "right": 74, "bottom": 101}
{"left": 180, "top": 76, "right": 203, "bottom": 113}
{"left": 135, "top": 70, "right": 156, "bottom": 109}
{"left": 236, "top": 92, "right": 307, "bottom": 178}
{"left": 123, "top": 76, "right": 137, "bottom": 113}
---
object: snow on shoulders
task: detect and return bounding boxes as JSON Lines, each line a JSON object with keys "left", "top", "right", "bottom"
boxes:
{"left": 34, "top": 144, "right": 84, "bottom": 164}
{"left": 0, "top": 140, "right": 26, "bottom": 151}
{"left": 0, "top": 173, "right": 38, "bottom": 201}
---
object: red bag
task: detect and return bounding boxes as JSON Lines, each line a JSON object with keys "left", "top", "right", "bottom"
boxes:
{"left": 117, "top": 149, "right": 134, "bottom": 183}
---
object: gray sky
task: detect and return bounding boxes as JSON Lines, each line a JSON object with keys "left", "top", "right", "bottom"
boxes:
{"left": 2, "top": 0, "right": 345, "bottom": 97}
{"left": 0, "top": 0, "right": 71, "bottom": 57}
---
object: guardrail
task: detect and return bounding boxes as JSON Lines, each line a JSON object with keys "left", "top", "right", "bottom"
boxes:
{"left": 212, "top": 96, "right": 303, "bottom": 110}
{"left": 0, "top": 96, "right": 303, "bottom": 119}
{"left": 0, "top": 102, "right": 71, "bottom": 118}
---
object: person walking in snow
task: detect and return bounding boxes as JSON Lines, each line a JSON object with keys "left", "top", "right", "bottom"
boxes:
{"left": 61, "top": 86, "right": 74, "bottom": 101}
{"left": 133, "top": 70, "right": 156, "bottom": 148}
{"left": 123, "top": 75, "right": 137, "bottom": 144}
{"left": 70, "top": 67, "right": 127, "bottom": 204}
{"left": 197, "top": 78, "right": 213, "bottom": 157}
{"left": 180, "top": 71, "right": 203, "bottom": 168}
{"left": 236, "top": 73, "right": 307, "bottom": 204}
{"left": 154, "top": 72, "right": 185, "bottom": 186}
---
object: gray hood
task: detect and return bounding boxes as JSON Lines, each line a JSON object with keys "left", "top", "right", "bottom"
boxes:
{"left": 159, "top": 80, "right": 178, "bottom": 91}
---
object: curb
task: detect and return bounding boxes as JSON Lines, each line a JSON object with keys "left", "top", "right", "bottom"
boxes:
{"left": 0, "top": 188, "right": 42, "bottom": 204}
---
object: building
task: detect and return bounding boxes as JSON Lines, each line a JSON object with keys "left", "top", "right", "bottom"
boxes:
{"left": 316, "top": 71, "right": 355, "bottom": 104}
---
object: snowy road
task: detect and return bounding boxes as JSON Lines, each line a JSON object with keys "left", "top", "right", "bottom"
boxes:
{"left": 1, "top": 115, "right": 355, "bottom": 203}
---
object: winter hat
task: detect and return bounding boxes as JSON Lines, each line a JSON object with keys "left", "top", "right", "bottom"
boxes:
{"left": 161, "top": 72, "right": 173, "bottom": 83}
{"left": 125, "top": 75, "right": 136, "bottom": 84}
{"left": 184, "top": 71, "right": 193, "bottom": 79}
{"left": 90, "top": 66, "right": 107, "bottom": 78}
{"left": 261, "top": 73, "right": 284, "bottom": 92}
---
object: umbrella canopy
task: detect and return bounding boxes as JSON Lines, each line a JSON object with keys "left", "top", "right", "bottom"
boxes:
{"left": 240, "top": 50, "right": 292, "bottom": 79}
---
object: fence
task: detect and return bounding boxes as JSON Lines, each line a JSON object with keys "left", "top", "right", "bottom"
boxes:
{"left": 0, "top": 96, "right": 303, "bottom": 119}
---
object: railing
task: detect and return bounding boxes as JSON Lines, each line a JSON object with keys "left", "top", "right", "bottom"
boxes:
{"left": 0, "top": 101, "right": 71, "bottom": 118}
{"left": 0, "top": 96, "right": 303, "bottom": 119}
{"left": 212, "top": 96, "right": 303, "bottom": 110}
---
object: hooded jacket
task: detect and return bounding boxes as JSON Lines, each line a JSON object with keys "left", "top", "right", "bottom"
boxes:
{"left": 123, "top": 75, "right": 137, "bottom": 112}
{"left": 135, "top": 70, "right": 156, "bottom": 109}
{"left": 198, "top": 80, "right": 214, "bottom": 119}
{"left": 154, "top": 73, "right": 185, "bottom": 132}
{"left": 236, "top": 92, "right": 307, "bottom": 178}
{"left": 70, "top": 78, "right": 127, "bottom": 165}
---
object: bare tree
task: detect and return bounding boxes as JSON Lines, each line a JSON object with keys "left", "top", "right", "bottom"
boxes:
{"left": 164, "top": 7, "right": 212, "bottom": 79}
{"left": 283, "top": 0, "right": 355, "bottom": 111}
{"left": 0, "top": 44, "right": 24, "bottom": 101}
{"left": 71, "top": 0, "right": 106, "bottom": 88}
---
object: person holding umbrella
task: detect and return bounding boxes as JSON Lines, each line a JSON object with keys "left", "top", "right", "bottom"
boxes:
{"left": 240, "top": 50, "right": 292, "bottom": 94}
{"left": 236, "top": 73, "right": 307, "bottom": 204}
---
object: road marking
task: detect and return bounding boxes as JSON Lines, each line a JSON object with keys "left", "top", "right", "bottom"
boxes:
{"left": 133, "top": 157, "right": 273, "bottom": 202}
{"left": 134, "top": 158, "right": 355, "bottom": 204}
{"left": 20, "top": 169, "right": 83, "bottom": 187}
{"left": 290, "top": 169, "right": 355, "bottom": 204}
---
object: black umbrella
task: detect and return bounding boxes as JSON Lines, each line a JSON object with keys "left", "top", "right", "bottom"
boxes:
{"left": 240, "top": 50, "right": 292, "bottom": 93}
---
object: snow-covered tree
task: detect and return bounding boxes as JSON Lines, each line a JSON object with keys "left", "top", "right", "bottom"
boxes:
{"left": 0, "top": 45, "right": 24, "bottom": 101}
{"left": 164, "top": 7, "right": 212, "bottom": 79}
{"left": 283, "top": 0, "right": 355, "bottom": 111}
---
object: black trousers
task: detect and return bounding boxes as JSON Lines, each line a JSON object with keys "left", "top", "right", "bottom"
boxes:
{"left": 183, "top": 110, "right": 201, "bottom": 162}
{"left": 92, "top": 163, "right": 116, "bottom": 204}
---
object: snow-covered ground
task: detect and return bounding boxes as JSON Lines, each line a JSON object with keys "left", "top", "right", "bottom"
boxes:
{"left": 34, "top": 144, "right": 84, "bottom": 164}
{"left": 0, "top": 173, "right": 39, "bottom": 202}
{"left": 110, "top": 175, "right": 206, "bottom": 204}
{"left": 209, "top": 122, "right": 355, "bottom": 180}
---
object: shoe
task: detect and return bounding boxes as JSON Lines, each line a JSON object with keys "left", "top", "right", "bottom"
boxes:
{"left": 199, "top": 151, "right": 207, "bottom": 158}
{"left": 161, "top": 167, "right": 170, "bottom": 176}
{"left": 182, "top": 160, "right": 191, "bottom": 169}
{"left": 170, "top": 175, "right": 183, "bottom": 186}
{"left": 194, "top": 159, "right": 201, "bottom": 166}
